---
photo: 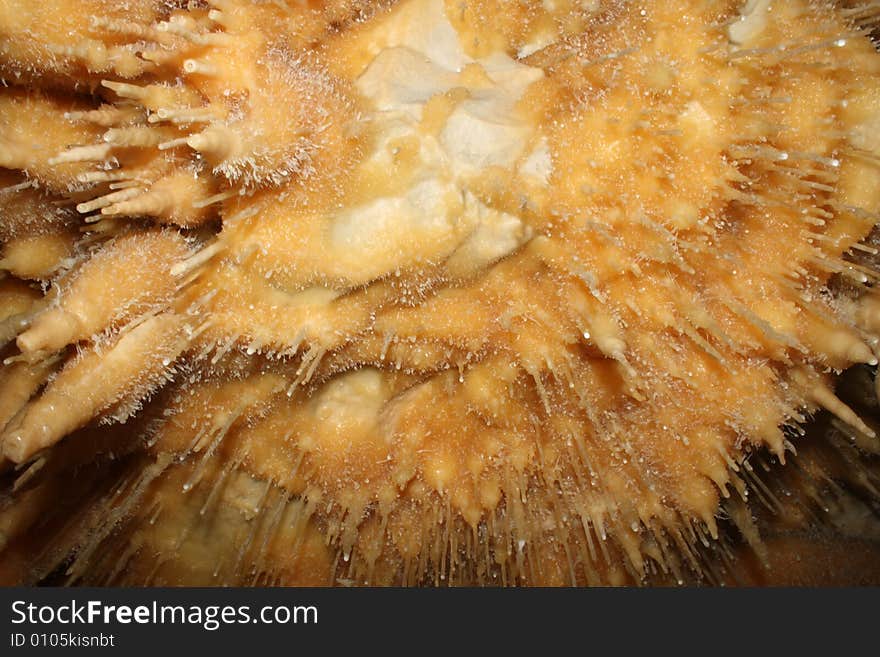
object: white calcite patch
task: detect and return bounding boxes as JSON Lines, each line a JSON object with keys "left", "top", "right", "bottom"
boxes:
{"left": 517, "top": 29, "right": 557, "bottom": 58}
{"left": 312, "top": 368, "right": 387, "bottom": 427}
{"left": 728, "top": 0, "right": 772, "bottom": 46}
{"left": 446, "top": 193, "right": 534, "bottom": 276}
{"left": 329, "top": 0, "right": 548, "bottom": 283}
{"left": 363, "top": 0, "right": 470, "bottom": 71}
{"left": 330, "top": 178, "right": 466, "bottom": 284}
{"left": 518, "top": 137, "right": 553, "bottom": 185}
{"left": 440, "top": 99, "right": 534, "bottom": 172}
{"left": 355, "top": 47, "right": 458, "bottom": 120}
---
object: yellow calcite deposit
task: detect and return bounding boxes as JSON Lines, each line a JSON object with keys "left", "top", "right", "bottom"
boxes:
{"left": 1, "top": 0, "right": 880, "bottom": 585}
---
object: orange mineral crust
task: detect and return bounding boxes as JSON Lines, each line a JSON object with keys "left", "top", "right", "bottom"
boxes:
{"left": 1, "top": 0, "right": 880, "bottom": 586}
